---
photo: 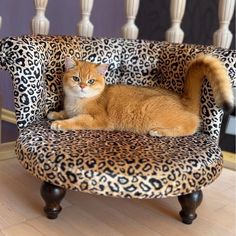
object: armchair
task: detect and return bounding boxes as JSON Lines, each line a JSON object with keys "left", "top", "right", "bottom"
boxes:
{"left": 0, "top": 35, "right": 235, "bottom": 224}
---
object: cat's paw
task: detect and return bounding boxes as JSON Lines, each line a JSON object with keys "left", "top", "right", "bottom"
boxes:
{"left": 149, "top": 130, "right": 162, "bottom": 137}
{"left": 47, "top": 111, "right": 58, "bottom": 120}
{"left": 51, "top": 121, "right": 68, "bottom": 131}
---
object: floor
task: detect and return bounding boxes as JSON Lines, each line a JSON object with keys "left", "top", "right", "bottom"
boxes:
{"left": 223, "top": 151, "right": 236, "bottom": 170}
{"left": 0, "top": 158, "right": 235, "bottom": 236}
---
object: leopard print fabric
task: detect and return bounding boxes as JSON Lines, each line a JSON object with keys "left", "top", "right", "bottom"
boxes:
{"left": 16, "top": 120, "right": 223, "bottom": 198}
{"left": 0, "top": 35, "right": 235, "bottom": 140}
{"left": 0, "top": 35, "right": 235, "bottom": 198}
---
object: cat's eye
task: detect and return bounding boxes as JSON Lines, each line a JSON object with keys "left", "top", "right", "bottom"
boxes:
{"left": 72, "top": 76, "right": 80, "bottom": 82}
{"left": 87, "top": 79, "right": 95, "bottom": 85}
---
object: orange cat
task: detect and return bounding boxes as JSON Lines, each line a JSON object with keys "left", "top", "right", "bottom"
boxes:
{"left": 47, "top": 55, "right": 233, "bottom": 137}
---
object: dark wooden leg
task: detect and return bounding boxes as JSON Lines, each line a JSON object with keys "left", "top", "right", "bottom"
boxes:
{"left": 40, "top": 181, "right": 66, "bottom": 219}
{"left": 178, "top": 190, "right": 203, "bottom": 224}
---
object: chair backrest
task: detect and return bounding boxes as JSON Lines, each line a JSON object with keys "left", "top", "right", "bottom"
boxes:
{"left": 0, "top": 35, "right": 235, "bottom": 140}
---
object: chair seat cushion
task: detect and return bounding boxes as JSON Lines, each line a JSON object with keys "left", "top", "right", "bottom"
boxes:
{"left": 16, "top": 120, "right": 223, "bottom": 199}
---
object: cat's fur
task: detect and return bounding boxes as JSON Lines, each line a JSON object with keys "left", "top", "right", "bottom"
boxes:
{"left": 47, "top": 55, "right": 234, "bottom": 137}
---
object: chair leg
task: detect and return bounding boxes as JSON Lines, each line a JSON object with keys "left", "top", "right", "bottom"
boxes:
{"left": 178, "top": 190, "right": 203, "bottom": 224}
{"left": 40, "top": 181, "right": 66, "bottom": 219}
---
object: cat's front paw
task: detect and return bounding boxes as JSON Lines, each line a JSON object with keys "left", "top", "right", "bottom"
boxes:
{"left": 51, "top": 121, "right": 68, "bottom": 131}
{"left": 47, "top": 111, "right": 59, "bottom": 120}
{"left": 47, "top": 111, "right": 66, "bottom": 120}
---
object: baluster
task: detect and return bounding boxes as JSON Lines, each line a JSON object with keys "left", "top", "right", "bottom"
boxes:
{"left": 122, "top": 0, "right": 140, "bottom": 39}
{"left": 213, "top": 0, "right": 235, "bottom": 48}
{"left": 77, "top": 0, "right": 94, "bottom": 37}
{"left": 32, "top": 0, "right": 50, "bottom": 35}
{"left": 165, "top": 0, "right": 186, "bottom": 43}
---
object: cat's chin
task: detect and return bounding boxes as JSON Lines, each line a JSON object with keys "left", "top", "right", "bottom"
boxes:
{"left": 80, "top": 88, "right": 103, "bottom": 98}
{"left": 78, "top": 92, "right": 101, "bottom": 99}
{"left": 78, "top": 93, "right": 92, "bottom": 98}
{"left": 65, "top": 87, "right": 95, "bottom": 98}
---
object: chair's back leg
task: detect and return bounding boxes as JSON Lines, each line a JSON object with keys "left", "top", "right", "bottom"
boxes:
{"left": 178, "top": 190, "right": 203, "bottom": 224}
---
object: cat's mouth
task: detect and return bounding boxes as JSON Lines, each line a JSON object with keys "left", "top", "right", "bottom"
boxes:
{"left": 80, "top": 88, "right": 88, "bottom": 95}
{"left": 79, "top": 89, "right": 94, "bottom": 98}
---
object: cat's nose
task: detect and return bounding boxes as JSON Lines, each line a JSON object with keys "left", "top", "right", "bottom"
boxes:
{"left": 79, "top": 83, "right": 86, "bottom": 89}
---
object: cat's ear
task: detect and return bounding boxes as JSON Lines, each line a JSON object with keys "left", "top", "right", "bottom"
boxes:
{"left": 65, "top": 57, "right": 77, "bottom": 71}
{"left": 96, "top": 64, "right": 109, "bottom": 76}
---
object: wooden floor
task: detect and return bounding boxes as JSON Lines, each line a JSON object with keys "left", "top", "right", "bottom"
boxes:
{"left": 0, "top": 158, "right": 235, "bottom": 236}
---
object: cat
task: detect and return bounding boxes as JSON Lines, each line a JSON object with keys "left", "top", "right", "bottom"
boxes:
{"left": 47, "top": 55, "right": 234, "bottom": 137}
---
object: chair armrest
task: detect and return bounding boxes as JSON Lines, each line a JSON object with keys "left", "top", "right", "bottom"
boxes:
{"left": 158, "top": 42, "right": 236, "bottom": 141}
{"left": 0, "top": 36, "right": 48, "bottom": 129}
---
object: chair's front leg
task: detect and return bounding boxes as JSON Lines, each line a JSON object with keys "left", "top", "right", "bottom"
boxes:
{"left": 178, "top": 190, "right": 203, "bottom": 224}
{"left": 40, "top": 181, "right": 67, "bottom": 219}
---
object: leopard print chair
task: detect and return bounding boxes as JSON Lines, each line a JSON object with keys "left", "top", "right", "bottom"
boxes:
{"left": 0, "top": 35, "right": 235, "bottom": 224}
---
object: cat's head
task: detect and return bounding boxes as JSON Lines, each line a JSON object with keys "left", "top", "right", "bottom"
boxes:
{"left": 63, "top": 57, "right": 108, "bottom": 98}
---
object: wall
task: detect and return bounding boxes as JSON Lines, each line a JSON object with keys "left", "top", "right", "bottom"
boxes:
{"left": 136, "top": 0, "right": 235, "bottom": 49}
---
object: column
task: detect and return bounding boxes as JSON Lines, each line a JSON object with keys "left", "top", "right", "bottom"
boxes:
{"left": 32, "top": 0, "right": 50, "bottom": 35}
{"left": 77, "top": 0, "right": 94, "bottom": 37}
{"left": 122, "top": 0, "right": 140, "bottom": 39}
{"left": 165, "top": 0, "right": 186, "bottom": 43}
{"left": 213, "top": 0, "right": 235, "bottom": 48}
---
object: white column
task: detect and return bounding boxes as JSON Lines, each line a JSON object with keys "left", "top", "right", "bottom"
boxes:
{"left": 122, "top": 0, "right": 140, "bottom": 39}
{"left": 32, "top": 0, "right": 50, "bottom": 35}
{"left": 0, "top": 16, "right": 2, "bottom": 31}
{"left": 165, "top": 0, "right": 186, "bottom": 43}
{"left": 77, "top": 0, "right": 94, "bottom": 37}
{"left": 213, "top": 0, "right": 235, "bottom": 49}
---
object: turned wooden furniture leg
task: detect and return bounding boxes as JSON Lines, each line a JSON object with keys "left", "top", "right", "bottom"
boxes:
{"left": 40, "top": 181, "right": 66, "bottom": 219}
{"left": 178, "top": 190, "right": 203, "bottom": 224}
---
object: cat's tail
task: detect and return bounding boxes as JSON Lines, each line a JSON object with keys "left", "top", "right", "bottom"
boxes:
{"left": 181, "top": 54, "right": 234, "bottom": 114}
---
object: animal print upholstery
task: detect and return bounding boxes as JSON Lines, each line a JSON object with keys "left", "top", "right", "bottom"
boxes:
{"left": 16, "top": 120, "right": 223, "bottom": 198}
{"left": 0, "top": 35, "right": 235, "bottom": 139}
{"left": 0, "top": 35, "right": 235, "bottom": 198}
